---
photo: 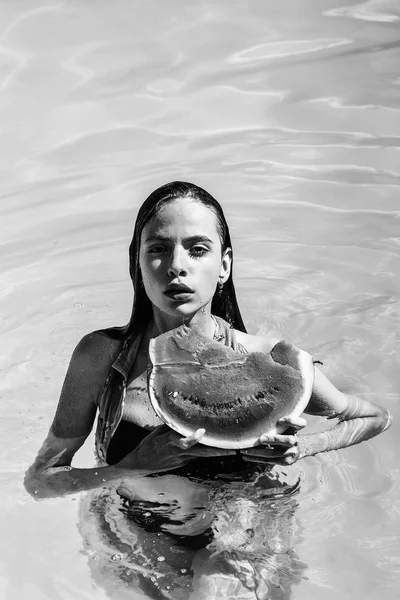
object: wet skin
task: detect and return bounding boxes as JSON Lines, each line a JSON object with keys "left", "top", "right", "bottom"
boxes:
{"left": 138, "top": 198, "right": 232, "bottom": 331}
{"left": 24, "top": 198, "right": 391, "bottom": 502}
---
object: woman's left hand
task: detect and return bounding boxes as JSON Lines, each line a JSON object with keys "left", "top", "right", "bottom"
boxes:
{"left": 240, "top": 415, "right": 307, "bottom": 466}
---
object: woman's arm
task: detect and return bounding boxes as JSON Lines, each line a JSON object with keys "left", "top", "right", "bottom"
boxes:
{"left": 241, "top": 367, "right": 392, "bottom": 466}
{"left": 24, "top": 332, "right": 135, "bottom": 499}
{"left": 24, "top": 430, "right": 136, "bottom": 499}
{"left": 25, "top": 425, "right": 236, "bottom": 499}
{"left": 297, "top": 367, "right": 392, "bottom": 459}
{"left": 25, "top": 332, "right": 235, "bottom": 499}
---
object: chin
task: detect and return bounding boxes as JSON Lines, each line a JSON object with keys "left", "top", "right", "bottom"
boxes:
{"left": 168, "top": 303, "right": 199, "bottom": 318}
{"left": 161, "top": 300, "right": 206, "bottom": 320}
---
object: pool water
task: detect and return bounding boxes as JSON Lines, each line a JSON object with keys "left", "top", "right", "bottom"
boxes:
{"left": 1, "top": 0, "right": 400, "bottom": 598}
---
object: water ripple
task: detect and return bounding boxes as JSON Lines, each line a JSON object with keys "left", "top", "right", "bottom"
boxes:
{"left": 229, "top": 37, "right": 352, "bottom": 64}
{"left": 1, "top": 1, "right": 400, "bottom": 598}
{"left": 190, "top": 126, "right": 400, "bottom": 150}
{"left": 326, "top": 0, "right": 400, "bottom": 23}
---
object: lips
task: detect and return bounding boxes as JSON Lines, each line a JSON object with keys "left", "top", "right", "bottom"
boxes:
{"left": 166, "top": 283, "right": 194, "bottom": 293}
{"left": 164, "top": 283, "right": 194, "bottom": 300}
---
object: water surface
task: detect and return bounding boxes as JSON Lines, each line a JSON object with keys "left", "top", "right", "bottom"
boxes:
{"left": 1, "top": 0, "right": 400, "bottom": 598}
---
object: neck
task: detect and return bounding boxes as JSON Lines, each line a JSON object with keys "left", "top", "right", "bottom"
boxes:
{"left": 149, "top": 306, "right": 216, "bottom": 338}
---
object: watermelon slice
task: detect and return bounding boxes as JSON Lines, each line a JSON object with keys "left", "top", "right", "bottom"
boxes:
{"left": 148, "top": 325, "right": 314, "bottom": 449}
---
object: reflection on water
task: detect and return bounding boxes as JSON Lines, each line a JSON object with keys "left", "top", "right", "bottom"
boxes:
{"left": 1, "top": 0, "right": 400, "bottom": 598}
{"left": 79, "top": 469, "right": 304, "bottom": 599}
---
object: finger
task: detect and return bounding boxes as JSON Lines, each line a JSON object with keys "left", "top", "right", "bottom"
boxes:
{"left": 278, "top": 416, "right": 307, "bottom": 430}
{"left": 241, "top": 448, "right": 287, "bottom": 460}
{"left": 242, "top": 454, "right": 273, "bottom": 464}
{"left": 187, "top": 445, "right": 236, "bottom": 458}
{"left": 177, "top": 428, "right": 206, "bottom": 450}
{"left": 242, "top": 454, "right": 297, "bottom": 466}
{"left": 242, "top": 446, "right": 298, "bottom": 459}
{"left": 259, "top": 434, "right": 298, "bottom": 447}
{"left": 242, "top": 446, "right": 299, "bottom": 464}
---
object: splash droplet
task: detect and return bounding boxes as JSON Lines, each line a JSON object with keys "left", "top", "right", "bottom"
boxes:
{"left": 111, "top": 553, "right": 122, "bottom": 562}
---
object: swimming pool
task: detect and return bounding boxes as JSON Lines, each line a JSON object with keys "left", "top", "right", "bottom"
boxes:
{"left": 1, "top": 0, "right": 400, "bottom": 598}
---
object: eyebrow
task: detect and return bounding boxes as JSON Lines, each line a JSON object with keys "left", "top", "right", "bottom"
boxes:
{"left": 144, "top": 235, "right": 214, "bottom": 244}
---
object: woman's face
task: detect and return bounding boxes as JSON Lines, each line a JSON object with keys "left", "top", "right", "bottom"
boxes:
{"left": 139, "top": 197, "right": 231, "bottom": 322}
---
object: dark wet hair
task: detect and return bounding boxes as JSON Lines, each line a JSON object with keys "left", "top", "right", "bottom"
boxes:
{"left": 108, "top": 181, "right": 246, "bottom": 339}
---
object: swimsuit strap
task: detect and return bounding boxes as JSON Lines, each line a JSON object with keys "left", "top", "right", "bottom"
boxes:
{"left": 95, "top": 326, "right": 146, "bottom": 464}
{"left": 212, "top": 315, "right": 248, "bottom": 354}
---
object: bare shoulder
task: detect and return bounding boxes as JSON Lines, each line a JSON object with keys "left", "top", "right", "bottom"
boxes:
{"left": 69, "top": 330, "right": 121, "bottom": 377}
{"left": 51, "top": 330, "right": 122, "bottom": 438}
{"left": 234, "top": 330, "right": 281, "bottom": 353}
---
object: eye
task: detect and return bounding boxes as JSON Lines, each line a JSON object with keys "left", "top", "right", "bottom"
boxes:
{"left": 148, "top": 244, "right": 167, "bottom": 254}
{"left": 189, "top": 245, "right": 209, "bottom": 258}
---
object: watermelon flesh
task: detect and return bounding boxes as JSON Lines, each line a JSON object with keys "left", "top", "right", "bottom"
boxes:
{"left": 148, "top": 325, "right": 314, "bottom": 449}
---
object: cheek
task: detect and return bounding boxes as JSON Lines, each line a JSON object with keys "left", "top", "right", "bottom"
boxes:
{"left": 141, "top": 256, "right": 162, "bottom": 280}
{"left": 205, "top": 253, "right": 222, "bottom": 274}
{"left": 201, "top": 259, "right": 221, "bottom": 286}
{"left": 148, "top": 257, "right": 163, "bottom": 273}
{"left": 141, "top": 260, "right": 168, "bottom": 300}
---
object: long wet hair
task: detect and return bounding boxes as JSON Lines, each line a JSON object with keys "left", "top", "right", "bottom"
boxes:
{"left": 107, "top": 181, "right": 246, "bottom": 339}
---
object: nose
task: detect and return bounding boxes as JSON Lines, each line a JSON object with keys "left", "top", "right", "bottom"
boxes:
{"left": 167, "top": 246, "right": 188, "bottom": 278}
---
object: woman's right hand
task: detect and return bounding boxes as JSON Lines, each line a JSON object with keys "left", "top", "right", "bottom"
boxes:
{"left": 116, "top": 424, "right": 236, "bottom": 474}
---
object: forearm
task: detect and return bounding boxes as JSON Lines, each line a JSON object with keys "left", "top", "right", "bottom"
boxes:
{"left": 24, "top": 462, "right": 153, "bottom": 500}
{"left": 298, "top": 409, "right": 392, "bottom": 459}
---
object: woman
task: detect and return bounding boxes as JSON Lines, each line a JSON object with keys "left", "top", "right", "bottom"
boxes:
{"left": 25, "top": 181, "right": 391, "bottom": 597}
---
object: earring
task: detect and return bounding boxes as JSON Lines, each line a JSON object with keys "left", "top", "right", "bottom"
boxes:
{"left": 218, "top": 280, "right": 224, "bottom": 296}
